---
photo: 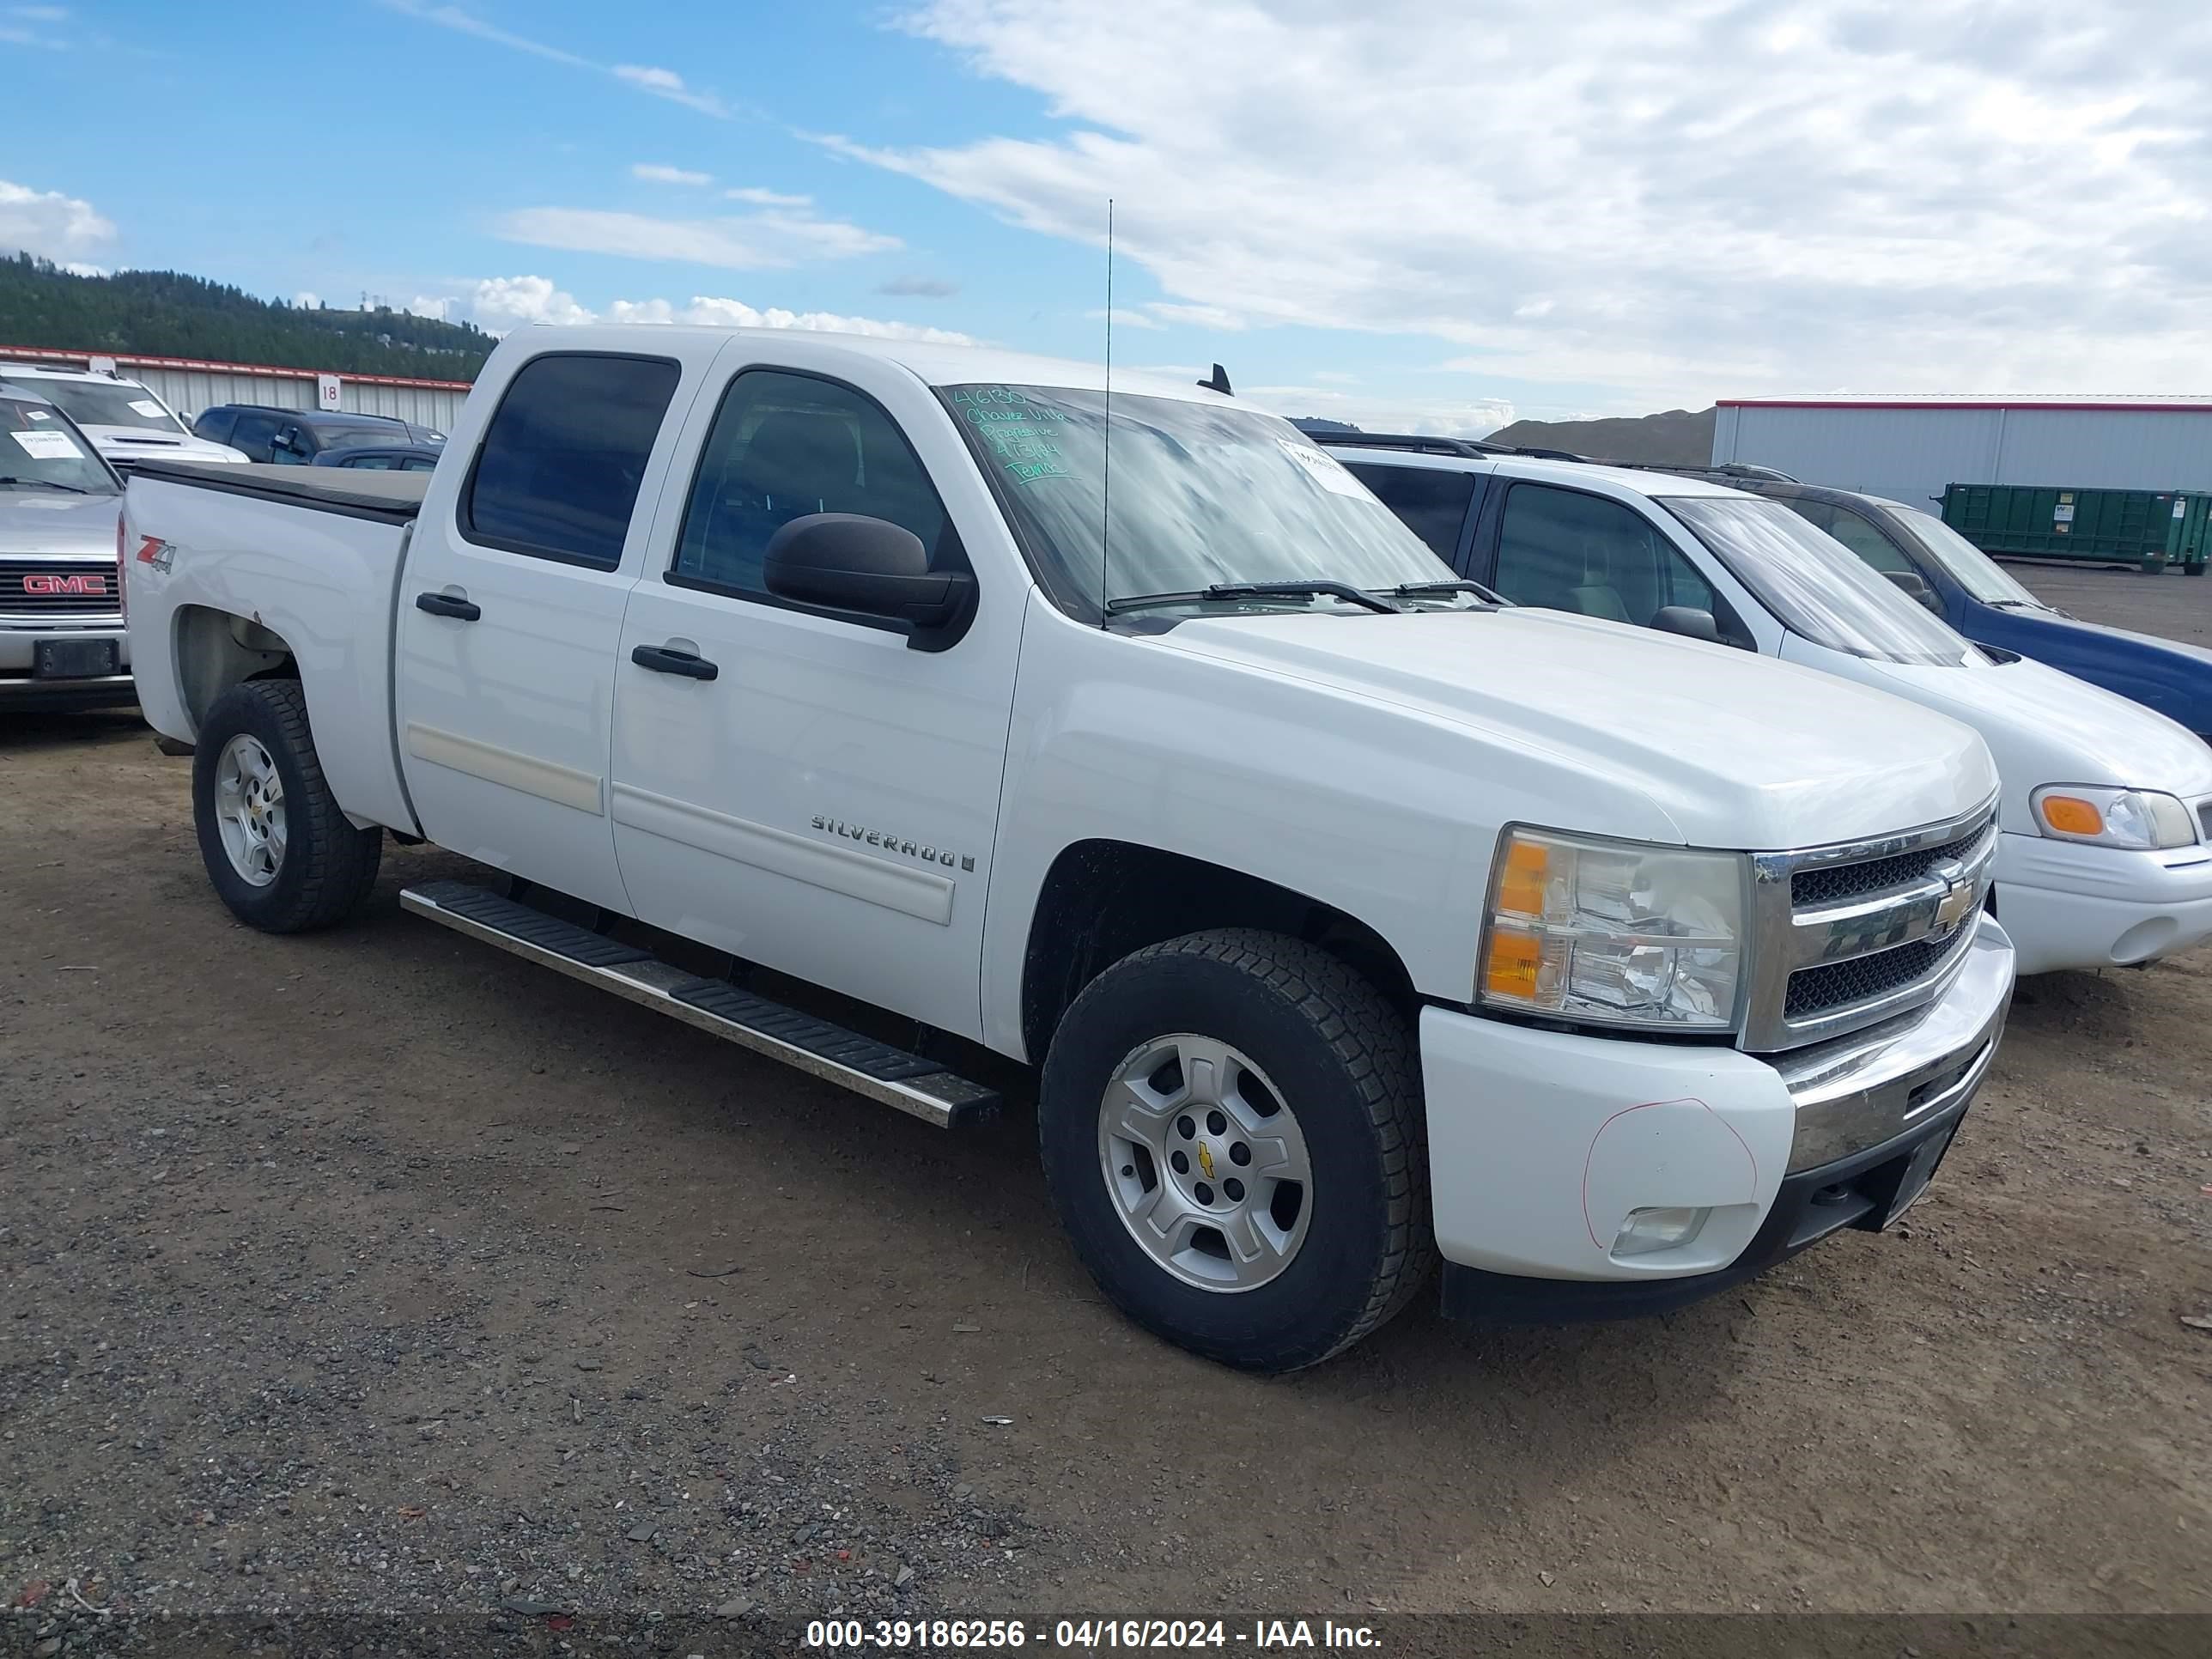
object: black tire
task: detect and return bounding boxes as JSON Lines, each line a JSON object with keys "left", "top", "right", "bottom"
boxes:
{"left": 1037, "top": 928, "right": 1432, "bottom": 1372}
{"left": 191, "top": 678, "right": 382, "bottom": 933}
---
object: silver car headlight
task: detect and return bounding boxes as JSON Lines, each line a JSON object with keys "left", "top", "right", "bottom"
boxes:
{"left": 2031, "top": 784, "right": 2199, "bottom": 851}
{"left": 1478, "top": 827, "right": 1747, "bottom": 1032}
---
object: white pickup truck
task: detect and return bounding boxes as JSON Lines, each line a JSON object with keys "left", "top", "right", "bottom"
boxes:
{"left": 123, "top": 326, "right": 2014, "bottom": 1370}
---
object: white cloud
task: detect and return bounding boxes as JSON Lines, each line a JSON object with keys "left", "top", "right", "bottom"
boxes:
{"left": 1085, "top": 307, "right": 1163, "bottom": 330}
{"left": 878, "top": 274, "right": 958, "bottom": 298}
{"left": 467, "top": 275, "right": 598, "bottom": 329}
{"left": 293, "top": 290, "right": 321, "bottom": 308}
{"left": 634, "top": 163, "right": 714, "bottom": 186}
{"left": 494, "top": 204, "right": 899, "bottom": 269}
{"left": 405, "top": 295, "right": 451, "bottom": 320}
{"left": 834, "top": 0, "right": 2212, "bottom": 408}
{"left": 382, "top": 3, "right": 730, "bottom": 118}
{"left": 0, "top": 178, "right": 114, "bottom": 262}
{"left": 0, "top": 3, "right": 68, "bottom": 46}
{"left": 451, "top": 275, "right": 975, "bottom": 344}
{"left": 726, "top": 186, "right": 813, "bottom": 208}
{"left": 59, "top": 261, "right": 106, "bottom": 277}
{"left": 613, "top": 64, "right": 728, "bottom": 118}
{"left": 1146, "top": 301, "right": 1244, "bottom": 331}
{"left": 1240, "top": 382, "right": 1516, "bottom": 440}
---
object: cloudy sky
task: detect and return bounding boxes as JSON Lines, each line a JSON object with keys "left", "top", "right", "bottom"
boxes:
{"left": 5, "top": 0, "right": 2209, "bottom": 434}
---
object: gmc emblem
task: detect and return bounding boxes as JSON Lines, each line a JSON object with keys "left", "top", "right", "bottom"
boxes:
{"left": 22, "top": 572, "right": 108, "bottom": 596}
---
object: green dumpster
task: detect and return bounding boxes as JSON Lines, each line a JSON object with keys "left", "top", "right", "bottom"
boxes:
{"left": 1940, "top": 483, "right": 2211, "bottom": 574}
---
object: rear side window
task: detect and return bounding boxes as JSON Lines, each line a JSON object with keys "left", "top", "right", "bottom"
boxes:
{"left": 1343, "top": 463, "right": 1477, "bottom": 561}
{"left": 194, "top": 409, "right": 236, "bottom": 444}
{"left": 669, "top": 368, "right": 958, "bottom": 601}
{"left": 465, "top": 354, "right": 680, "bottom": 568}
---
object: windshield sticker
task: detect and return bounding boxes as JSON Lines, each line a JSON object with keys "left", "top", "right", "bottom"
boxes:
{"left": 25, "top": 409, "right": 52, "bottom": 420}
{"left": 10, "top": 429, "right": 82, "bottom": 460}
{"left": 128, "top": 399, "right": 166, "bottom": 419}
{"left": 1276, "top": 437, "right": 1370, "bottom": 499}
{"left": 951, "top": 384, "right": 1074, "bottom": 486}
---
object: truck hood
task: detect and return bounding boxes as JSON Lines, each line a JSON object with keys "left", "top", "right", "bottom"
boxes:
{"left": 1973, "top": 603, "right": 2212, "bottom": 737}
{"left": 1796, "top": 643, "right": 2212, "bottom": 828}
{"left": 1153, "top": 606, "right": 1997, "bottom": 851}
{"left": 80, "top": 425, "right": 250, "bottom": 464}
{"left": 0, "top": 489, "right": 124, "bottom": 557}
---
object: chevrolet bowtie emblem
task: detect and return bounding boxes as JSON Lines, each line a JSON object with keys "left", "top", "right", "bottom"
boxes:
{"left": 1197, "top": 1141, "right": 1216, "bottom": 1181}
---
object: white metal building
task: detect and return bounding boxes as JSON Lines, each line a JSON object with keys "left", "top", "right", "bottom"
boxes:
{"left": 0, "top": 343, "right": 472, "bottom": 431}
{"left": 1711, "top": 394, "right": 2212, "bottom": 508}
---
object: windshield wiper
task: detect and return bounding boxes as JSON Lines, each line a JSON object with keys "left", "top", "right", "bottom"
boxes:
{"left": 0, "top": 476, "right": 93, "bottom": 495}
{"left": 1386, "top": 579, "right": 1506, "bottom": 605}
{"left": 1108, "top": 580, "right": 1402, "bottom": 616}
{"left": 1983, "top": 599, "right": 2045, "bottom": 611}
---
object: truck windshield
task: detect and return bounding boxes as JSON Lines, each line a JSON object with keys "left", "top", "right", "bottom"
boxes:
{"left": 1888, "top": 505, "right": 2048, "bottom": 609}
{"left": 936, "top": 383, "right": 1456, "bottom": 617}
{"left": 0, "top": 396, "right": 119, "bottom": 495}
{"left": 6, "top": 377, "right": 185, "bottom": 434}
{"left": 1660, "top": 495, "right": 1971, "bottom": 666}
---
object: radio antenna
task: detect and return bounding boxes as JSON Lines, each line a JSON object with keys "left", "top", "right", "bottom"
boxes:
{"left": 1100, "top": 198, "right": 1115, "bottom": 627}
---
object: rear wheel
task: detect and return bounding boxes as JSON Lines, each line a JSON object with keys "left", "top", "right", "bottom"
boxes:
{"left": 192, "top": 678, "right": 381, "bottom": 933}
{"left": 1038, "top": 929, "right": 1432, "bottom": 1372}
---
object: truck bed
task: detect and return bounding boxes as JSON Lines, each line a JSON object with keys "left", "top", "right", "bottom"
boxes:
{"left": 125, "top": 459, "right": 423, "bottom": 835}
{"left": 127, "top": 459, "right": 428, "bottom": 524}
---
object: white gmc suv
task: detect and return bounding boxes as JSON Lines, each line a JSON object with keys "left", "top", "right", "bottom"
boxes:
{"left": 120, "top": 327, "right": 2014, "bottom": 1369}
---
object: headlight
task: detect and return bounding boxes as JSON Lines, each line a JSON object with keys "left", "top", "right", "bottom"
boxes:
{"left": 2031, "top": 785, "right": 2199, "bottom": 850}
{"left": 1478, "top": 827, "right": 1747, "bottom": 1032}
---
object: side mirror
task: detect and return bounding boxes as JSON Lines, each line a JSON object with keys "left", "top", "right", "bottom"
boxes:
{"left": 1883, "top": 568, "right": 1942, "bottom": 612}
{"left": 763, "top": 513, "right": 975, "bottom": 647}
{"left": 1652, "top": 605, "right": 1722, "bottom": 644}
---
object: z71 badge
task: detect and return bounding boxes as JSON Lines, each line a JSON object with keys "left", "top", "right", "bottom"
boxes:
{"left": 812, "top": 815, "right": 975, "bottom": 873}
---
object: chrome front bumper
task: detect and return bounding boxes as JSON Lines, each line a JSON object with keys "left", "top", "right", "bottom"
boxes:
{"left": 1771, "top": 914, "right": 2014, "bottom": 1173}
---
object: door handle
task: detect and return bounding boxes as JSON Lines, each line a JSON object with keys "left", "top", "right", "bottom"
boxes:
{"left": 630, "top": 643, "right": 719, "bottom": 681}
{"left": 415, "top": 591, "right": 481, "bottom": 622}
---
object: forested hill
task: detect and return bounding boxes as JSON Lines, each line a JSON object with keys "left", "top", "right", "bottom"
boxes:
{"left": 0, "top": 256, "right": 495, "bottom": 379}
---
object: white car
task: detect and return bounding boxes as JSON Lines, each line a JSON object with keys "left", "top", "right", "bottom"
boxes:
{"left": 121, "top": 328, "right": 2013, "bottom": 1369}
{"left": 1328, "top": 439, "right": 2212, "bottom": 975}
{"left": 0, "top": 362, "right": 248, "bottom": 469}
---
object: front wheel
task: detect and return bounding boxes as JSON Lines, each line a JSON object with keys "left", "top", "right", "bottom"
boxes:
{"left": 1038, "top": 929, "right": 1433, "bottom": 1372}
{"left": 191, "top": 678, "right": 382, "bottom": 933}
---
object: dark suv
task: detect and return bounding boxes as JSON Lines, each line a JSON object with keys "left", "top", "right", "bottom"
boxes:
{"left": 191, "top": 405, "right": 442, "bottom": 465}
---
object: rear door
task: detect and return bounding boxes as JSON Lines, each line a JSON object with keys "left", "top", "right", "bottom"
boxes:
{"left": 607, "top": 344, "right": 1019, "bottom": 1041}
{"left": 394, "top": 347, "right": 705, "bottom": 913}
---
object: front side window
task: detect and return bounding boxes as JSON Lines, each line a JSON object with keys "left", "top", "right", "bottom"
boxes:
{"left": 343, "top": 453, "right": 398, "bottom": 470}
{"left": 1343, "top": 463, "right": 1477, "bottom": 561}
{"left": 1492, "top": 483, "right": 1715, "bottom": 626}
{"left": 1660, "top": 495, "right": 1971, "bottom": 665}
{"left": 1783, "top": 499, "right": 1917, "bottom": 574}
{"left": 465, "top": 354, "right": 680, "bottom": 568}
{"left": 672, "top": 369, "right": 957, "bottom": 599}
{"left": 228, "top": 412, "right": 283, "bottom": 460}
{"left": 937, "top": 384, "right": 1452, "bottom": 617}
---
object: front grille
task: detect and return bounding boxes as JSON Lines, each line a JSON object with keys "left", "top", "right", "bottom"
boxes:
{"left": 1791, "top": 825, "right": 1985, "bottom": 908}
{"left": 0, "top": 560, "right": 120, "bottom": 618}
{"left": 1747, "top": 802, "right": 1999, "bottom": 1051}
{"left": 2199, "top": 799, "right": 2212, "bottom": 842}
{"left": 1784, "top": 917, "right": 1978, "bottom": 1018}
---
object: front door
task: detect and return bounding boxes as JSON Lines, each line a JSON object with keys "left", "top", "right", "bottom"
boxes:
{"left": 609, "top": 350, "right": 1018, "bottom": 1041}
{"left": 395, "top": 349, "right": 691, "bottom": 914}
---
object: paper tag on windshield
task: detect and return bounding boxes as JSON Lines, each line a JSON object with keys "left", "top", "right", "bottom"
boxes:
{"left": 11, "top": 429, "right": 82, "bottom": 460}
{"left": 1276, "top": 437, "right": 1370, "bottom": 499}
{"left": 129, "top": 398, "right": 166, "bottom": 419}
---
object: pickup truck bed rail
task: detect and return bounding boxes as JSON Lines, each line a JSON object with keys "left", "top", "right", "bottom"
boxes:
{"left": 128, "top": 459, "right": 428, "bottom": 525}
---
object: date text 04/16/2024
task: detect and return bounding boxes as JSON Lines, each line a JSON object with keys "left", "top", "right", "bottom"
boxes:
{"left": 803, "top": 1619, "right": 1382, "bottom": 1650}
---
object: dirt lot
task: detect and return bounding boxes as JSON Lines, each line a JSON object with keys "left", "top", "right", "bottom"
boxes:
{"left": 3, "top": 562, "right": 2209, "bottom": 1634}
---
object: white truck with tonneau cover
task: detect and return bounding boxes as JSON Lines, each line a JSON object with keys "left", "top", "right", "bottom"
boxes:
{"left": 123, "top": 326, "right": 2015, "bottom": 1370}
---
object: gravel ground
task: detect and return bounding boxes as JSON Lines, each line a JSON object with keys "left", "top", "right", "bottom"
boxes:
{"left": 3, "top": 563, "right": 2210, "bottom": 1644}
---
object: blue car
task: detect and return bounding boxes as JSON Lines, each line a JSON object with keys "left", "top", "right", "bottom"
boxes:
{"left": 1711, "top": 477, "right": 2212, "bottom": 742}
